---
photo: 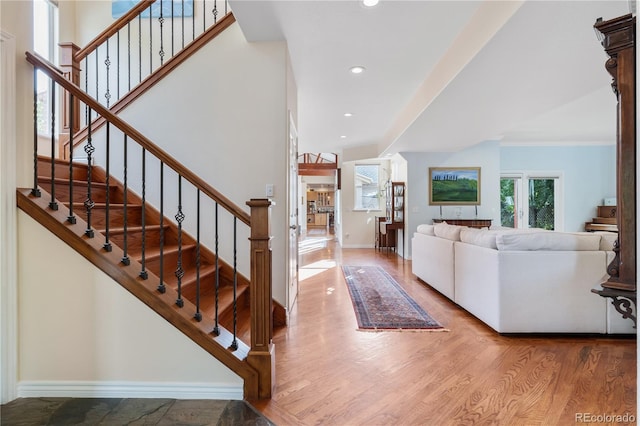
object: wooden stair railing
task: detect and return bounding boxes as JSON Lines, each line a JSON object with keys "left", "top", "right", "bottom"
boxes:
{"left": 59, "top": 0, "right": 234, "bottom": 159}
{"left": 23, "top": 51, "right": 274, "bottom": 399}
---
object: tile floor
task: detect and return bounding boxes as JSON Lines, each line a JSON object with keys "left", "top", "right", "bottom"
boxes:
{"left": 1, "top": 397, "right": 274, "bottom": 425}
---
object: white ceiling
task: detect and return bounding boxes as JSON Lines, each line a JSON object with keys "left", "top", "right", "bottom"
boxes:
{"left": 228, "top": 0, "right": 631, "bottom": 157}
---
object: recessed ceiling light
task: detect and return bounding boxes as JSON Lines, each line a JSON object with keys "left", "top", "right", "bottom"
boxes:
{"left": 350, "top": 66, "right": 366, "bottom": 74}
{"left": 344, "top": 113, "right": 353, "bottom": 117}
{"left": 363, "top": 0, "right": 379, "bottom": 7}
{"left": 340, "top": 135, "right": 347, "bottom": 139}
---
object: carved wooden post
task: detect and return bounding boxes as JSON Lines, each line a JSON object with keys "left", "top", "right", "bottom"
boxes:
{"left": 246, "top": 199, "right": 275, "bottom": 399}
{"left": 59, "top": 42, "right": 81, "bottom": 160}
{"left": 591, "top": 14, "right": 637, "bottom": 328}
{"left": 594, "top": 15, "right": 636, "bottom": 292}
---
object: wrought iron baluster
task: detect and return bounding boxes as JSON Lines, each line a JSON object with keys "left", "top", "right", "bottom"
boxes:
{"left": 31, "top": 69, "right": 40, "bottom": 197}
{"left": 192, "top": 0, "right": 195, "bottom": 41}
{"left": 48, "top": 81, "right": 57, "bottom": 211}
{"left": 212, "top": 202, "right": 220, "bottom": 336}
{"left": 84, "top": 110, "right": 95, "bottom": 237}
{"left": 140, "top": 148, "right": 148, "bottom": 279}
{"left": 203, "top": 0, "right": 206, "bottom": 32}
{"left": 105, "top": 39, "right": 111, "bottom": 107}
{"left": 121, "top": 135, "right": 130, "bottom": 265}
{"left": 213, "top": 0, "right": 218, "bottom": 24}
{"left": 231, "top": 216, "right": 238, "bottom": 350}
{"left": 103, "top": 124, "right": 112, "bottom": 252}
{"left": 159, "top": 0, "right": 165, "bottom": 66}
{"left": 67, "top": 94, "right": 76, "bottom": 224}
{"left": 158, "top": 162, "right": 166, "bottom": 293}
{"left": 175, "top": 175, "right": 185, "bottom": 307}
{"left": 195, "top": 189, "right": 202, "bottom": 321}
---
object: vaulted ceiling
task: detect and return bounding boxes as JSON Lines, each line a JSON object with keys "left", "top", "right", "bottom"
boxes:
{"left": 228, "top": 0, "right": 631, "bottom": 157}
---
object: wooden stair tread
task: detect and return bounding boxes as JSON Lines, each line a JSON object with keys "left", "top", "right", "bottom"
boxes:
{"left": 166, "top": 264, "right": 218, "bottom": 289}
{"left": 38, "top": 177, "right": 112, "bottom": 188}
{"left": 201, "top": 283, "right": 250, "bottom": 316}
{"left": 98, "top": 224, "right": 168, "bottom": 235}
{"left": 67, "top": 202, "right": 142, "bottom": 209}
{"left": 138, "top": 243, "right": 197, "bottom": 260}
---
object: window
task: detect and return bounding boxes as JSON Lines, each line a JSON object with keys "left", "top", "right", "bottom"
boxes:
{"left": 354, "top": 164, "right": 381, "bottom": 210}
{"left": 500, "top": 173, "right": 563, "bottom": 231}
{"left": 33, "top": 0, "right": 59, "bottom": 135}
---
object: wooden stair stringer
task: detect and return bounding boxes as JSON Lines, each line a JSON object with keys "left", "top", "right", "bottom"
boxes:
{"left": 16, "top": 187, "right": 260, "bottom": 396}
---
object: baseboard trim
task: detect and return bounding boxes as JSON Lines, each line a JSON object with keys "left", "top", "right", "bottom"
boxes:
{"left": 17, "top": 381, "right": 243, "bottom": 400}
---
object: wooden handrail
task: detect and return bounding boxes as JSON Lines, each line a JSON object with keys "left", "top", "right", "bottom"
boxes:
{"left": 75, "top": 0, "right": 155, "bottom": 62}
{"left": 27, "top": 51, "right": 250, "bottom": 226}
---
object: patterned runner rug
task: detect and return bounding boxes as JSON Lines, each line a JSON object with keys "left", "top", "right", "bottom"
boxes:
{"left": 341, "top": 265, "right": 446, "bottom": 331}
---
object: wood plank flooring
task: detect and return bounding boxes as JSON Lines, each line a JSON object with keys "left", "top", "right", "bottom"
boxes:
{"left": 252, "top": 232, "right": 636, "bottom": 425}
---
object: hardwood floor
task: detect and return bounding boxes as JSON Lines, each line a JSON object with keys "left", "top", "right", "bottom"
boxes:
{"left": 252, "top": 231, "right": 637, "bottom": 425}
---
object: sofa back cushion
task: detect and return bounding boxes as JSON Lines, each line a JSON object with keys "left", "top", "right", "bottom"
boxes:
{"left": 496, "top": 231, "right": 601, "bottom": 251}
{"left": 434, "top": 222, "right": 464, "bottom": 241}
{"left": 459, "top": 227, "right": 500, "bottom": 249}
{"left": 416, "top": 224, "right": 436, "bottom": 236}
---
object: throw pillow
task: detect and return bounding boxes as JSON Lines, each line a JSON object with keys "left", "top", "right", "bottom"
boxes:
{"left": 416, "top": 224, "right": 436, "bottom": 236}
{"left": 434, "top": 222, "right": 463, "bottom": 241}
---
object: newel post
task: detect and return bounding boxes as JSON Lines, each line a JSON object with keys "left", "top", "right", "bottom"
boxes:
{"left": 59, "top": 42, "right": 81, "bottom": 160}
{"left": 246, "top": 199, "right": 275, "bottom": 399}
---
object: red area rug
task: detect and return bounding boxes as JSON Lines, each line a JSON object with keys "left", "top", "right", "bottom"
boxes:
{"left": 341, "top": 265, "right": 446, "bottom": 331}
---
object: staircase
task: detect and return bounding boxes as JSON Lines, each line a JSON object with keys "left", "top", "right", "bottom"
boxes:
{"left": 17, "top": 0, "right": 276, "bottom": 400}
{"left": 34, "top": 156, "right": 251, "bottom": 340}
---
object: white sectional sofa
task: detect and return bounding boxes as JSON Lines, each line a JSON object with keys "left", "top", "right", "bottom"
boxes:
{"left": 411, "top": 222, "right": 636, "bottom": 334}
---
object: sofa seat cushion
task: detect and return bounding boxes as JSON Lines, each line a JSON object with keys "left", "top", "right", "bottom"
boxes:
{"left": 496, "top": 231, "right": 601, "bottom": 251}
{"left": 434, "top": 222, "right": 465, "bottom": 241}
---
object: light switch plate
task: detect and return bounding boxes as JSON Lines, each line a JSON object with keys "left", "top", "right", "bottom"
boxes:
{"left": 266, "top": 184, "right": 274, "bottom": 197}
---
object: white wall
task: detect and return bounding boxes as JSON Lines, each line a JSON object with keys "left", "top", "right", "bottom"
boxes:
{"left": 403, "top": 141, "right": 501, "bottom": 258}
{"left": 17, "top": 212, "right": 242, "bottom": 399}
{"left": 1, "top": 0, "right": 35, "bottom": 404}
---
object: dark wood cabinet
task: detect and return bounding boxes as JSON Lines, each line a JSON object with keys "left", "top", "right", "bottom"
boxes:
{"left": 377, "top": 182, "right": 405, "bottom": 253}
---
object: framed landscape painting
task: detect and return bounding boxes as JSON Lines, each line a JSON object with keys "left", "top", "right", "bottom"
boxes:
{"left": 429, "top": 167, "right": 481, "bottom": 205}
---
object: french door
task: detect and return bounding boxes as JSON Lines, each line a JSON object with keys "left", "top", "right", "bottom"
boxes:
{"left": 500, "top": 173, "right": 563, "bottom": 231}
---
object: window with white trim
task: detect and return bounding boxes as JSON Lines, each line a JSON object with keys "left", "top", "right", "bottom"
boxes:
{"left": 33, "top": 0, "right": 59, "bottom": 136}
{"left": 500, "top": 172, "right": 563, "bottom": 231}
{"left": 354, "top": 164, "right": 381, "bottom": 210}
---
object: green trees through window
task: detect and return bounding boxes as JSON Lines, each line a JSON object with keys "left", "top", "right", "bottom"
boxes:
{"left": 500, "top": 176, "right": 557, "bottom": 230}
